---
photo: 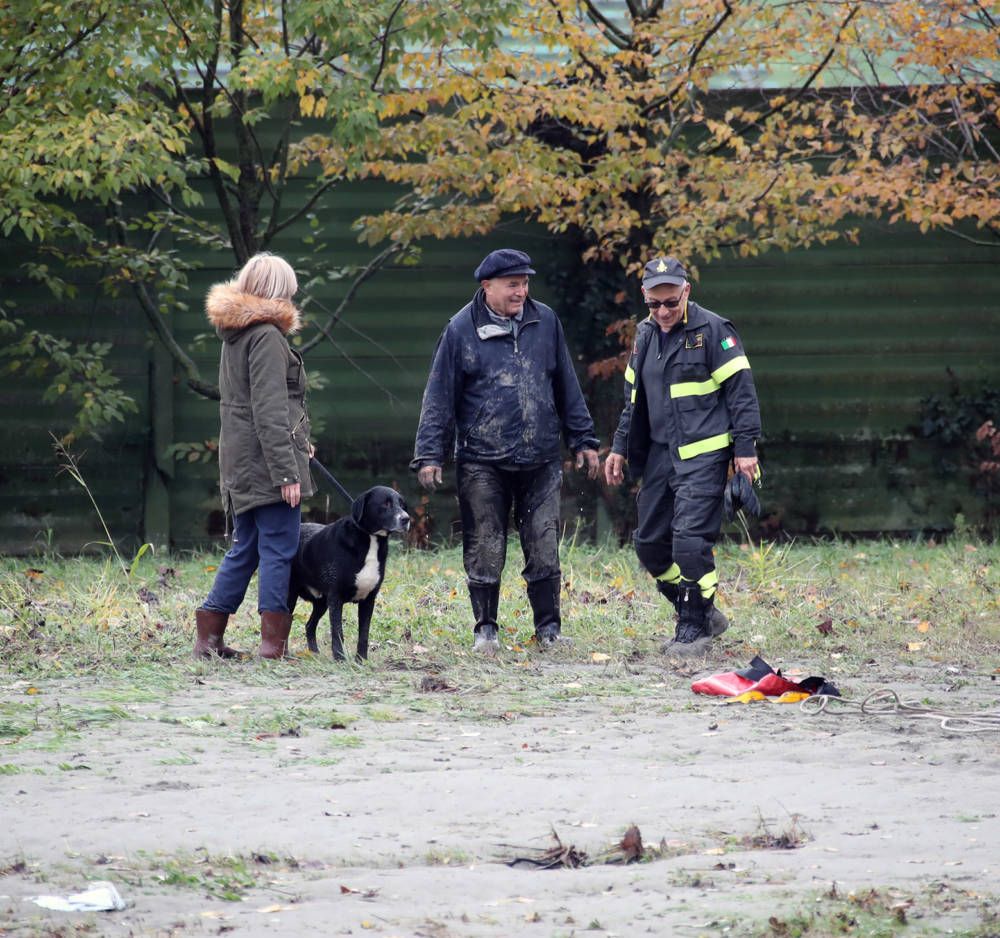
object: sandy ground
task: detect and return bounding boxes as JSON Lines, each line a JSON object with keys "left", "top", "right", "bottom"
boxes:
{"left": 1, "top": 657, "right": 999, "bottom": 937}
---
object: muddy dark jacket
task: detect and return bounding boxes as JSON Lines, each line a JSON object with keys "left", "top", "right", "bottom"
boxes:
{"left": 611, "top": 301, "right": 761, "bottom": 480}
{"left": 411, "top": 291, "right": 599, "bottom": 469}
{"left": 207, "top": 283, "right": 315, "bottom": 515}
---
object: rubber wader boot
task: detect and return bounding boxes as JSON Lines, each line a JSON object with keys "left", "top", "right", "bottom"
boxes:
{"left": 259, "top": 610, "right": 294, "bottom": 659}
{"left": 661, "top": 583, "right": 712, "bottom": 657}
{"left": 527, "top": 576, "right": 569, "bottom": 647}
{"left": 656, "top": 580, "right": 728, "bottom": 638}
{"left": 193, "top": 608, "right": 244, "bottom": 659}
{"left": 469, "top": 584, "right": 501, "bottom": 656}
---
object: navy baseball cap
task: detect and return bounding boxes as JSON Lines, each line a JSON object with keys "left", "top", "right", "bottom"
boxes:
{"left": 474, "top": 249, "right": 536, "bottom": 281}
{"left": 642, "top": 256, "right": 687, "bottom": 289}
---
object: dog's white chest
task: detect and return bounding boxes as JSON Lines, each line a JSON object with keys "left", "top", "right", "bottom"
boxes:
{"left": 353, "top": 535, "right": 381, "bottom": 601}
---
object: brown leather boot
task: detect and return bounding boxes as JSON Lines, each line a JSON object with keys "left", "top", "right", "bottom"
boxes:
{"left": 259, "top": 610, "right": 294, "bottom": 659}
{"left": 193, "top": 608, "right": 244, "bottom": 659}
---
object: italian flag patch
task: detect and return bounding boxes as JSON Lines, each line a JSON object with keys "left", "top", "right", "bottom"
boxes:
{"left": 721, "top": 336, "right": 736, "bottom": 350}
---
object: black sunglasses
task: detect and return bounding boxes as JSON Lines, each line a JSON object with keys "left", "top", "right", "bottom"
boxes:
{"left": 645, "top": 297, "right": 683, "bottom": 310}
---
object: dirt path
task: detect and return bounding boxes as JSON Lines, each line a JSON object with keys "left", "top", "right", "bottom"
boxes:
{"left": 2, "top": 659, "right": 998, "bottom": 936}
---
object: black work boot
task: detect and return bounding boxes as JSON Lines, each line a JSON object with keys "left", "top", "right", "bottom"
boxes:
{"left": 469, "top": 584, "right": 501, "bottom": 656}
{"left": 527, "top": 576, "right": 569, "bottom": 648}
{"left": 657, "top": 579, "right": 728, "bottom": 638}
{"left": 661, "top": 582, "right": 712, "bottom": 657}
{"left": 656, "top": 580, "right": 680, "bottom": 618}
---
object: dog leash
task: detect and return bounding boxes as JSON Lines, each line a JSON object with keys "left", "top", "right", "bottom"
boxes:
{"left": 309, "top": 456, "right": 354, "bottom": 507}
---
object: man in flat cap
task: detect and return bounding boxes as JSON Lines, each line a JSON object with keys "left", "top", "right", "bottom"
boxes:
{"left": 605, "top": 256, "right": 761, "bottom": 656}
{"left": 412, "top": 248, "right": 600, "bottom": 654}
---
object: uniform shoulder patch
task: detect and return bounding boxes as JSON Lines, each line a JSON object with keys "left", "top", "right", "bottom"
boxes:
{"left": 720, "top": 336, "right": 736, "bottom": 350}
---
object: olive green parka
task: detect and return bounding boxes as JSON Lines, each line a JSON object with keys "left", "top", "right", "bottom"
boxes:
{"left": 206, "top": 283, "right": 315, "bottom": 516}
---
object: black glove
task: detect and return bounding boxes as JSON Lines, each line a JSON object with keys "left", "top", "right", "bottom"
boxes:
{"left": 724, "top": 471, "right": 761, "bottom": 522}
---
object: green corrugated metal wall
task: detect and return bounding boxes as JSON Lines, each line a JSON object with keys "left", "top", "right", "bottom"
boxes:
{"left": 1, "top": 180, "right": 998, "bottom": 554}
{"left": 697, "top": 232, "right": 998, "bottom": 532}
{"left": 0, "top": 222, "right": 153, "bottom": 555}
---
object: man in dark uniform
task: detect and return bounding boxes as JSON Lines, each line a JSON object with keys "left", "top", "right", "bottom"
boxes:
{"left": 605, "top": 256, "right": 761, "bottom": 656}
{"left": 412, "top": 249, "right": 600, "bottom": 654}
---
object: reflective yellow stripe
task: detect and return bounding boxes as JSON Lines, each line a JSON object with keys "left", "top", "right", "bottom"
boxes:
{"left": 711, "top": 355, "right": 750, "bottom": 384}
{"left": 670, "top": 377, "right": 719, "bottom": 398}
{"left": 630, "top": 388, "right": 637, "bottom": 403}
{"left": 698, "top": 569, "right": 719, "bottom": 598}
{"left": 624, "top": 365, "right": 635, "bottom": 385}
{"left": 677, "top": 431, "right": 732, "bottom": 460}
{"left": 655, "top": 563, "right": 681, "bottom": 584}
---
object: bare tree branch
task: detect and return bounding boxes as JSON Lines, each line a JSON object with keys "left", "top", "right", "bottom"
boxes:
{"left": 970, "top": 1, "right": 997, "bottom": 31}
{"left": 701, "top": 3, "right": 861, "bottom": 156}
{"left": 311, "top": 331, "right": 402, "bottom": 406}
{"left": 941, "top": 226, "right": 1000, "bottom": 247}
{"left": 305, "top": 296, "right": 406, "bottom": 370}
{"left": 265, "top": 175, "right": 343, "bottom": 243}
{"left": 686, "top": 0, "right": 732, "bottom": 75}
{"left": 299, "top": 243, "right": 407, "bottom": 355}
{"left": 639, "top": 2, "right": 732, "bottom": 119}
{"left": 549, "top": 0, "right": 613, "bottom": 73}
{"left": 371, "top": 0, "right": 406, "bottom": 91}
{"left": 580, "top": 0, "right": 631, "bottom": 49}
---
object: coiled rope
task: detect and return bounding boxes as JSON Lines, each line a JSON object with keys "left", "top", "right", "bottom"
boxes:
{"left": 800, "top": 688, "right": 1000, "bottom": 734}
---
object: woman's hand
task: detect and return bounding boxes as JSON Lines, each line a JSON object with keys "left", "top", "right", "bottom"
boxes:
{"left": 281, "top": 482, "right": 301, "bottom": 508}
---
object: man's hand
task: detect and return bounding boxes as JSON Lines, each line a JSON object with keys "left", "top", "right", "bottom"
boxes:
{"left": 281, "top": 482, "right": 301, "bottom": 508}
{"left": 575, "top": 448, "right": 600, "bottom": 480}
{"left": 734, "top": 456, "right": 759, "bottom": 484}
{"left": 418, "top": 464, "right": 443, "bottom": 491}
{"left": 604, "top": 452, "right": 625, "bottom": 486}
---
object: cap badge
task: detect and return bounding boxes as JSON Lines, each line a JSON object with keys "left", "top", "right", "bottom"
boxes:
{"left": 656, "top": 259, "right": 668, "bottom": 273}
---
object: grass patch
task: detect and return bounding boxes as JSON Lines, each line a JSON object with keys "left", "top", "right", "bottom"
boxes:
{"left": 91, "top": 848, "right": 323, "bottom": 903}
{"left": 113, "top": 850, "right": 274, "bottom": 901}
{"left": 752, "top": 881, "right": 1000, "bottom": 937}
{"left": 0, "top": 537, "right": 997, "bottom": 690}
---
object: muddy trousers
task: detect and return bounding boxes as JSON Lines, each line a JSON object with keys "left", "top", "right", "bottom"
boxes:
{"left": 202, "top": 501, "right": 300, "bottom": 614}
{"left": 457, "top": 460, "right": 563, "bottom": 634}
{"left": 634, "top": 443, "right": 729, "bottom": 598}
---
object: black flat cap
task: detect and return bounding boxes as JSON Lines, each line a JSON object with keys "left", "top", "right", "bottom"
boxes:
{"left": 474, "top": 249, "right": 536, "bottom": 281}
{"left": 642, "top": 256, "right": 687, "bottom": 289}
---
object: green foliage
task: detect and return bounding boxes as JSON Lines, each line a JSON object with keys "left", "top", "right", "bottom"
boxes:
{"left": 920, "top": 380, "right": 1000, "bottom": 447}
{"left": 919, "top": 378, "right": 1000, "bottom": 526}
{"left": 0, "top": 0, "right": 516, "bottom": 439}
{"left": 164, "top": 439, "right": 219, "bottom": 465}
{"left": 0, "top": 324, "right": 138, "bottom": 441}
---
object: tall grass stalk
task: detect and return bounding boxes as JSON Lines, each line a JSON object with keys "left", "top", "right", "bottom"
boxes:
{"left": 51, "top": 433, "right": 152, "bottom": 577}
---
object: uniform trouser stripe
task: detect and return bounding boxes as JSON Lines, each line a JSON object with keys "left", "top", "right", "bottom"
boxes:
{"left": 655, "top": 563, "right": 681, "bottom": 584}
{"left": 679, "top": 569, "right": 718, "bottom": 599}
{"left": 698, "top": 568, "right": 718, "bottom": 598}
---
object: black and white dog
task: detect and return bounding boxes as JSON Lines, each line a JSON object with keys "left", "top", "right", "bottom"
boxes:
{"left": 288, "top": 486, "right": 410, "bottom": 661}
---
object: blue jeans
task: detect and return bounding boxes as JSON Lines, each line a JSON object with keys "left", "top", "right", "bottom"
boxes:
{"left": 202, "top": 501, "right": 300, "bottom": 614}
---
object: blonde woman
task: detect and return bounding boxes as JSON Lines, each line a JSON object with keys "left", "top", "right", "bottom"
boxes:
{"left": 193, "top": 253, "right": 315, "bottom": 659}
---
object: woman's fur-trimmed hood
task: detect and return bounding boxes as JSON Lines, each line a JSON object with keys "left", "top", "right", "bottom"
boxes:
{"left": 206, "top": 282, "right": 302, "bottom": 338}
